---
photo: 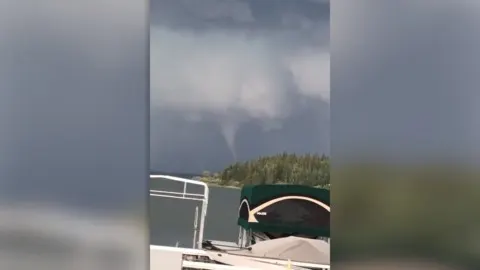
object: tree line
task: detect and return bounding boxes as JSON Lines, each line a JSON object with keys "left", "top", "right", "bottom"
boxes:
{"left": 200, "top": 152, "right": 330, "bottom": 188}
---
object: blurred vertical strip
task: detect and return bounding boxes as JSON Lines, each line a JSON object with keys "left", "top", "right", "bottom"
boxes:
{"left": 332, "top": 1, "right": 480, "bottom": 269}
{"left": 0, "top": 1, "right": 149, "bottom": 270}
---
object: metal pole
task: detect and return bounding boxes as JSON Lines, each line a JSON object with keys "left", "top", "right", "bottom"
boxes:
{"left": 237, "top": 227, "right": 242, "bottom": 247}
{"left": 192, "top": 206, "right": 199, "bottom": 248}
{"left": 197, "top": 186, "right": 209, "bottom": 249}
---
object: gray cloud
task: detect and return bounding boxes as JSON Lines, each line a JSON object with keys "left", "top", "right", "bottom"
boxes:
{"left": 0, "top": 0, "right": 147, "bottom": 205}
{"left": 150, "top": 0, "right": 330, "bottom": 172}
{"left": 332, "top": 1, "right": 480, "bottom": 164}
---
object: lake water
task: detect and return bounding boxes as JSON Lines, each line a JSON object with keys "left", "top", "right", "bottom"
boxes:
{"left": 149, "top": 179, "right": 240, "bottom": 247}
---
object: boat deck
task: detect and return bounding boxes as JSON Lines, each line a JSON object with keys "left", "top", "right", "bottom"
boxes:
{"left": 150, "top": 245, "right": 329, "bottom": 270}
{"left": 150, "top": 245, "right": 268, "bottom": 270}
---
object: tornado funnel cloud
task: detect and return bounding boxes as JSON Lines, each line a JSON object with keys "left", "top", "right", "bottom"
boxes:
{"left": 220, "top": 122, "right": 239, "bottom": 161}
{"left": 149, "top": 0, "right": 330, "bottom": 172}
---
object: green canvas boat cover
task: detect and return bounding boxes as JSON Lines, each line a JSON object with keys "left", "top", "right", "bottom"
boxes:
{"left": 237, "top": 184, "right": 330, "bottom": 237}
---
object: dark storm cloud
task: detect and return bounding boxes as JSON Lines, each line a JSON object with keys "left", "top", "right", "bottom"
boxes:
{"left": 150, "top": 0, "right": 329, "bottom": 31}
{"left": 0, "top": 0, "right": 147, "bottom": 206}
{"left": 332, "top": 1, "right": 480, "bottom": 164}
{"left": 150, "top": 0, "right": 330, "bottom": 172}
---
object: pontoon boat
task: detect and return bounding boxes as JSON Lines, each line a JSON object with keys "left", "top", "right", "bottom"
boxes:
{"left": 149, "top": 175, "right": 330, "bottom": 270}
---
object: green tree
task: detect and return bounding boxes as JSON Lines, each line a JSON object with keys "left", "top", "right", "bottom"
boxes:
{"left": 215, "top": 153, "right": 330, "bottom": 188}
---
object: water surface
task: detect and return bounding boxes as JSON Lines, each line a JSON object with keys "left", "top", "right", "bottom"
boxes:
{"left": 150, "top": 180, "right": 240, "bottom": 247}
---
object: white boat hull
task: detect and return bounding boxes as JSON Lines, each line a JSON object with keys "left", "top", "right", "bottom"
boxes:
{"left": 150, "top": 245, "right": 329, "bottom": 270}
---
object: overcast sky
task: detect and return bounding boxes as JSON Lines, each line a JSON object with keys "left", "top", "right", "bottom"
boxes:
{"left": 332, "top": 1, "right": 480, "bottom": 165}
{"left": 150, "top": 0, "right": 330, "bottom": 173}
{"left": 0, "top": 0, "right": 148, "bottom": 207}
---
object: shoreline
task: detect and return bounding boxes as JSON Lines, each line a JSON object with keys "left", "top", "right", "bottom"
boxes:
{"left": 206, "top": 183, "right": 240, "bottom": 189}
{"left": 200, "top": 179, "right": 241, "bottom": 189}
{"left": 200, "top": 179, "right": 329, "bottom": 190}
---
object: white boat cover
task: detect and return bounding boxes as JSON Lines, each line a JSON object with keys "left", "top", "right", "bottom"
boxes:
{"left": 220, "top": 236, "right": 330, "bottom": 265}
{"left": 207, "top": 251, "right": 307, "bottom": 270}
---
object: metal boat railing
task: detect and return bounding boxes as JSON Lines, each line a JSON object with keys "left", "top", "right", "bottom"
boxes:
{"left": 150, "top": 174, "right": 209, "bottom": 249}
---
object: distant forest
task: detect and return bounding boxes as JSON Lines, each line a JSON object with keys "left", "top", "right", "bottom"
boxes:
{"left": 151, "top": 153, "right": 330, "bottom": 188}
{"left": 198, "top": 153, "right": 330, "bottom": 188}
